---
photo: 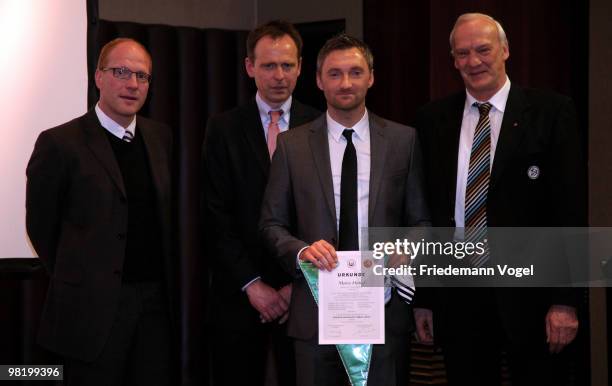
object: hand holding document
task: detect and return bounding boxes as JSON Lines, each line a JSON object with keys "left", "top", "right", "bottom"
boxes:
{"left": 318, "top": 251, "right": 385, "bottom": 344}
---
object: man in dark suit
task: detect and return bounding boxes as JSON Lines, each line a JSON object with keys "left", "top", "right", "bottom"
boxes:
{"left": 203, "top": 20, "right": 319, "bottom": 386}
{"left": 413, "top": 13, "right": 583, "bottom": 386}
{"left": 260, "top": 34, "right": 429, "bottom": 386}
{"left": 26, "top": 38, "right": 174, "bottom": 386}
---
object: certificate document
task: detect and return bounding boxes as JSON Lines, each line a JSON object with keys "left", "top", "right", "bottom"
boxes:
{"left": 318, "top": 251, "right": 385, "bottom": 344}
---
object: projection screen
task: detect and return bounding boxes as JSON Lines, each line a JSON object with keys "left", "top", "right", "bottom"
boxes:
{"left": 0, "top": 0, "right": 87, "bottom": 258}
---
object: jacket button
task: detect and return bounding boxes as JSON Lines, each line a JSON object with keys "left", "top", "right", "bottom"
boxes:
{"left": 331, "top": 237, "right": 337, "bottom": 244}
{"left": 117, "top": 233, "right": 126, "bottom": 240}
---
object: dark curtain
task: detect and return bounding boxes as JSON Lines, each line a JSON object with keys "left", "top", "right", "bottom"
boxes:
{"left": 363, "top": 0, "right": 588, "bottom": 135}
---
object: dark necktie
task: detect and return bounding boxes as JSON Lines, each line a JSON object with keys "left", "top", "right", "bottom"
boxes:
{"left": 338, "top": 129, "right": 358, "bottom": 251}
{"left": 465, "top": 102, "right": 492, "bottom": 267}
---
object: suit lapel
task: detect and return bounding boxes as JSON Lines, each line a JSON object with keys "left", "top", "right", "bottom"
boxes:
{"left": 490, "top": 85, "right": 527, "bottom": 188}
{"left": 289, "top": 100, "right": 314, "bottom": 128}
{"left": 368, "top": 113, "right": 388, "bottom": 223}
{"left": 308, "top": 115, "right": 336, "bottom": 223}
{"left": 139, "top": 118, "right": 169, "bottom": 198}
{"left": 440, "top": 94, "right": 465, "bottom": 213}
{"left": 83, "top": 111, "right": 127, "bottom": 198}
{"left": 240, "top": 100, "right": 271, "bottom": 178}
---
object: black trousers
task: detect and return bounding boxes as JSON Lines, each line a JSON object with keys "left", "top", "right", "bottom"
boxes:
{"left": 211, "top": 321, "right": 296, "bottom": 386}
{"left": 440, "top": 289, "right": 571, "bottom": 386}
{"left": 294, "top": 292, "right": 413, "bottom": 386}
{"left": 64, "top": 282, "right": 173, "bottom": 386}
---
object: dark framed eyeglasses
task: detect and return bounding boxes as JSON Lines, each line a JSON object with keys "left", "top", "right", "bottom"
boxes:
{"left": 101, "top": 66, "right": 152, "bottom": 83}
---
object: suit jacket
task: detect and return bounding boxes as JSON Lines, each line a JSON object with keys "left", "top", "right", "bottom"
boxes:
{"left": 413, "top": 84, "right": 585, "bottom": 343}
{"left": 260, "top": 112, "right": 430, "bottom": 340}
{"left": 203, "top": 98, "right": 320, "bottom": 331}
{"left": 26, "top": 110, "right": 174, "bottom": 362}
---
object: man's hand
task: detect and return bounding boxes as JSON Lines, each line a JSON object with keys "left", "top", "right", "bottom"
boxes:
{"left": 278, "top": 283, "right": 292, "bottom": 303}
{"left": 245, "top": 280, "right": 289, "bottom": 323}
{"left": 277, "top": 284, "right": 293, "bottom": 324}
{"left": 545, "top": 305, "right": 579, "bottom": 353}
{"left": 299, "top": 240, "right": 338, "bottom": 271}
{"left": 414, "top": 308, "right": 434, "bottom": 345}
{"left": 387, "top": 252, "right": 411, "bottom": 269}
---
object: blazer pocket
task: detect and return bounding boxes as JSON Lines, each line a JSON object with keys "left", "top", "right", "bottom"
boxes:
{"left": 53, "top": 266, "right": 83, "bottom": 286}
{"left": 385, "top": 168, "right": 409, "bottom": 180}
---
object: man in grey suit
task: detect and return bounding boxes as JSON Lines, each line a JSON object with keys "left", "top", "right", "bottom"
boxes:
{"left": 260, "top": 34, "right": 429, "bottom": 386}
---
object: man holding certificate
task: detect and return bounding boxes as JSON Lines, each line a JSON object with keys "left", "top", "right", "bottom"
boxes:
{"left": 260, "top": 34, "right": 430, "bottom": 386}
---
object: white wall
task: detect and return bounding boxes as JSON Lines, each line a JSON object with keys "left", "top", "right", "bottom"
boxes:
{"left": 0, "top": 0, "right": 88, "bottom": 257}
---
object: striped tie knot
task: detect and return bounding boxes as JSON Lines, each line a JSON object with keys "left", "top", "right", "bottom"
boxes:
{"left": 122, "top": 130, "right": 134, "bottom": 143}
{"left": 475, "top": 102, "right": 492, "bottom": 116}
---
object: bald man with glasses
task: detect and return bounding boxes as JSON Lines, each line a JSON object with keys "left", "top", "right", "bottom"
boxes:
{"left": 27, "top": 38, "right": 176, "bottom": 386}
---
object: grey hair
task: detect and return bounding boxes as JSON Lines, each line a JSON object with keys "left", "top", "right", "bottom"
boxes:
{"left": 449, "top": 13, "right": 508, "bottom": 54}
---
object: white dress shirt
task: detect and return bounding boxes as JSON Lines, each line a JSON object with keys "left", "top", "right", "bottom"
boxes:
{"left": 295, "top": 110, "right": 371, "bottom": 260}
{"left": 326, "top": 110, "right": 371, "bottom": 247}
{"left": 297, "top": 110, "right": 395, "bottom": 303}
{"left": 95, "top": 103, "right": 136, "bottom": 138}
{"left": 454, "top": 77, "right": 511, "bottom": 227}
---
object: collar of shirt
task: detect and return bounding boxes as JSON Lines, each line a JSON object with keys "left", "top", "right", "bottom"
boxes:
{"left": 255, "top": 92, "right": 292, "bottom": 129}
{"left": 326, "top": 109, "right": 370, "bottom": 143}
{"left": 464, "top": 76, "right": 511, "bottom": 116}
{"left": 95, "top": 103, "right": 136, "bottom": 139}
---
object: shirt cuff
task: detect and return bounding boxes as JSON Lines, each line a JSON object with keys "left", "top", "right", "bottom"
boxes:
{"left": 296, "top": 245, "right": 310, "bottom": 271}
{"left": 241, "top": 276, "right": 261, "bottom": 291}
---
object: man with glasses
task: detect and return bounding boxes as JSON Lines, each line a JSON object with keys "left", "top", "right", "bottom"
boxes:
{"left": 27, "top": 38, "right": 174, "bottom": 386}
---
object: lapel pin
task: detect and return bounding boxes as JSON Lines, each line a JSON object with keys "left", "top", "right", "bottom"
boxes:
{"left": 527, "top": 165, "right": 540, "bottom": 180}
{"left": 513, "top": 122, "right": 519, "bottom": 127}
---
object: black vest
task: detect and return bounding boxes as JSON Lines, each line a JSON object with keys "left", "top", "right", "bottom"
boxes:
{"left": 106, "top": 129, "right": 164, "bottom": 282}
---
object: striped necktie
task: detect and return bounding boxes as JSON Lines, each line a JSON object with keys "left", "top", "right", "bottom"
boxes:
{"left": 465, "top": 102, "right": 492, "bottom": 267}
{"left": 391, "top": 275, "right": 415, "bottom": 304}
{"left": 122, "top": 130, "right": 134, "bottom": 143}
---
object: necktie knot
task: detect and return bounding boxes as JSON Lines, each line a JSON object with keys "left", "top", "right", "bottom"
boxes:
{"left": 342, "top": 129, "right": 354, "bottom": 143}
{"left": 269, "top": 110, "right": 282, "bottom": 124}
{"left": 122, "top": 130, "right": 134, "bottom": 143}
{"left": 474, "top": 102, "right": 492, "bottom": 117}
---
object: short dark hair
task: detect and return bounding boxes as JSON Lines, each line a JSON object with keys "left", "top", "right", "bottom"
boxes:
{"left": 246, "top": 20, "right": 303, "bottom": 61}
{"left": 97, "top": 38, "right": 152, "bottom": 71}
{"left": 316, "top": 33, "right": 374, "bottom": 73}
